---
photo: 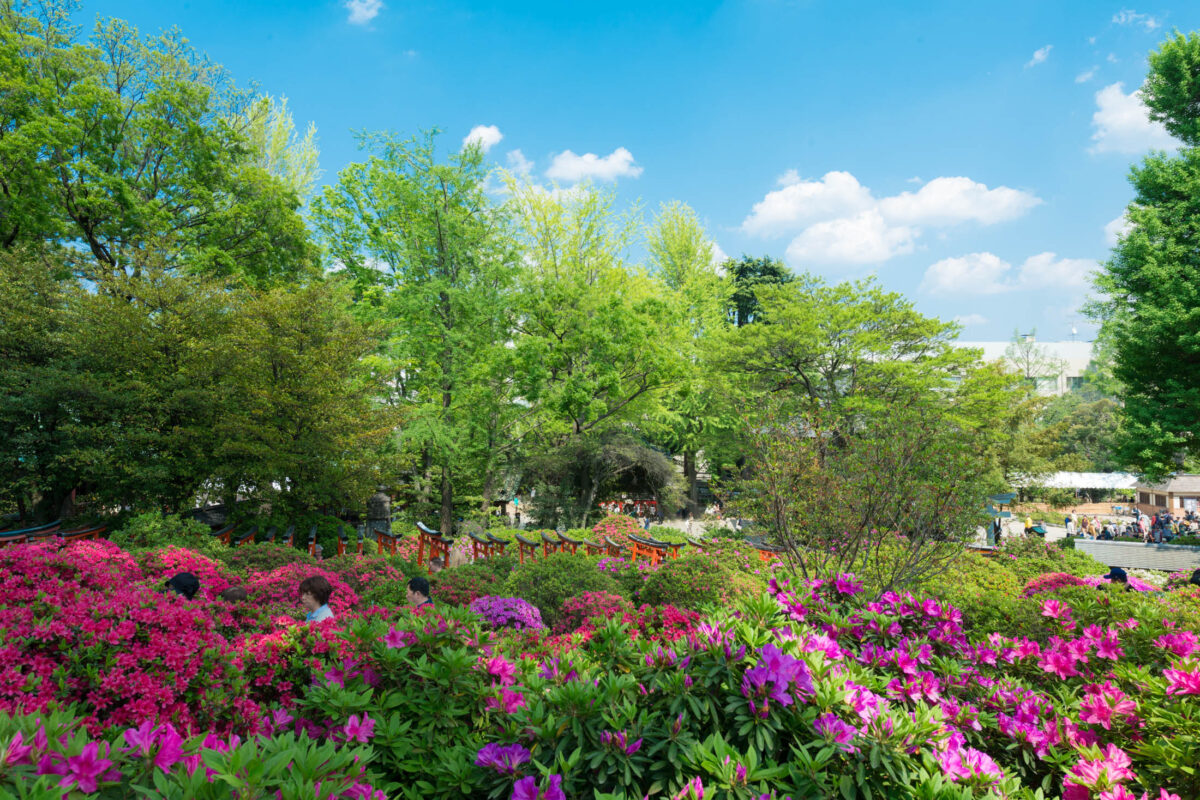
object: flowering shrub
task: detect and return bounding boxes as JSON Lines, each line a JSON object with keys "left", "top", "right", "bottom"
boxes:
{"left": 1023, "top": 571, "right": 1092, "bottom": 596}
{"left": 640, "top": 553, "right": 733, "bottom": 609}
{"left": 469, "top": 596, "right": 546, "bottom": 631}
{"left": 502, "top": 553, "right": 624, "bottom": 627}
{"left": 555, "top": 591, "right": 634, "bottom": 634}
{"left": 243, "top": 563, "right": 359, "bottom": 619}
{"left": 218, "top": 542, "right": 316, "bottom": 575}
{"left": 590, "top": 514, "right": 641, "bottom": 547}
{"left": 136, "top": 545, "right": 240, "bottom": 598}
{"left": 322, "top": 554, "right": 409, "bottom": 593}
{"left": 432, "top": 558, "right": 512, "bottom": 606}
{"left": 0, "top": 708, "right": 383, "bottom": 799}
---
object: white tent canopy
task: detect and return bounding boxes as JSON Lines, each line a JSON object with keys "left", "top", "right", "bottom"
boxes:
{"left": 1013, "top": 471, "right": 1138, "bottom": 490}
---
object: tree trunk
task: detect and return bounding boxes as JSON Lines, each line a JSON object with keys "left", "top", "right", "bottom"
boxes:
{"left": 683, "top": 450, "right": 698, "bottom": 509}
{"left": 439, "top": 465, "right": 453, "bottom": 535}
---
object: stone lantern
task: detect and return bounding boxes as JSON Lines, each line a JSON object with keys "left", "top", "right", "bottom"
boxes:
{"left": 367, "top": 486, "right": 391, "bottom": 537}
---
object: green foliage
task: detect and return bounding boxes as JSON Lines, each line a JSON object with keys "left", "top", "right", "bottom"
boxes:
{"left": 640, "top": 553, "right": 732, "bottom": 609}
{"left": 1090, "top": 33, "right": 1200, "bottom": 477}
{"left": 110, "top": 513, "right": 223, "bottom": 555}
{"left": 217, "top": 542, "right": 316, "bottom": 575}
{"left": 502, "top": 552, "right": 624, "bottom": 626}
{"left": 722, "top": 254, "right": 793, "bottom": 327}
{"left": 431, "top": 556, "right": 518, "bottom": 607}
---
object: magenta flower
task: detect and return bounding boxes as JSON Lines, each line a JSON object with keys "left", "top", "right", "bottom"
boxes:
{"left": 343, "top": 714, "right": 376, "bottom": 743}
{"left": 834, "top": 574, "right": 863, "bottom": 595}
{"left": 1164, "top": 664, "right": 1200, "bottom": 695}
{"left": 487, "top": 688, "right": 527, "bottom": 714}
{"left": 153, "top": 725, "right": 185, "bottom": 773}
{"left": 511, "top": 774, "right": 565, "bottom": 800}
{"left": 1154, "top": 632, "right": 1198, "bottom": 658}
{"left": 4, "top": 731, "right": 33, "bottom": 766}
{"left": 58, "top": 742, "right": 115, "bottom": 794}
{"left": 813, "top": 712, "right": 858, "bottom": 753}
{"left": 475, "top": 742, "right": 531, "bottom": 775}
{"left": 484, "top": 655, "right": 518, "bottom": 686}
{"left": 123, "top": 720, "right": 156, "bottom": 757}
{"left": 380, "top": 625, "right": 416, "bottom": 649}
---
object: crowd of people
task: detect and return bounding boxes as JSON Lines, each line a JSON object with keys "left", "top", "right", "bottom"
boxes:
{"left": 1062, "top": 508, "right": 1200, "bottom": 543}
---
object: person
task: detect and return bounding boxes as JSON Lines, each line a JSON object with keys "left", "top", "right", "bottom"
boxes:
{"left": 218, "top": 586, "right": 248, "bottom": 603}
{"left": 1024, "top": 516, "right": 1033, "bottom": 535}
{"left": 685, "top": 513, "right": 695, "bottom": 536}
{"left": 165, "top": 572, "right": 200, "bottom": 600}
{"left": 1100, "top": 567, "right": 1133, "bottom": 591}
{"left": 1189, "top": 568, "right": 1200, "bottom": 589}
{"left": 299, "top": 575, "right": 335, "bottom": 623}
{"left": 407, "top": 576, "right": 434, "bottom": 607}
{"left": 1065, "top": 515, "right": 1075, "bottom": 537}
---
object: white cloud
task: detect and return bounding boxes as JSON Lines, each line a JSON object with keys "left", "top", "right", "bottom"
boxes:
{"left": 1104, "top": 213, "right": 1133, "bottom": 246}
{"left": 1026, "top": 45, "right": 1053, "bottom": 68}
{"left": 1112, "top": 9, "right": 1159, "bottom": 30}
{"left": 879, "top": 176, "right": 1042, "bottom": 226}
{"left": 711, "top": 241, "right": 729, "bottom": 268}
{"left": 544, "top": 147, "right": 642, "bottom": 183}
{"left": 505, "top": 149, "right": 533, "bottom": 176}
{"left": 462, "top": 125, "right": 503, "bottom": 153}
{"left": 1089, "top": 82, "right": 1175, "bottom": 154}
{"left": 785, "top": 210, "right": 918, "bottom": 265}
{"left": 741, "top": 171, "right": 874, "bottom": 236}
{"left": 1016, "top": 252, "right": 1096, "bottom": 289}
{"left": 954, "top": 313, "right": 988, "bottom": 326}
{"left": 921, "top": 251, "right": 1097, "bottom": 295}
{"left": 1107, "top": 53, "right": 1119, "bottom": 63}
{"left": 344, "top": 0, "right": 382, "bottom": 25}
{"left": 922, "top": 252, "right": 1013, "bottom": 294}
{"left": 742, "top": 172, "right": 1040, "bottom": 268}
{"left": 1076, "top": 66, "right": 1098, "bottom": 83}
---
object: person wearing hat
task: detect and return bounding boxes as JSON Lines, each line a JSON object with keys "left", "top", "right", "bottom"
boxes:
{"left": 165, "top": 572, "right": 200, "bottom": 600}
{"left": 1100, "top": 567, "right": 1133, "bottom": 591}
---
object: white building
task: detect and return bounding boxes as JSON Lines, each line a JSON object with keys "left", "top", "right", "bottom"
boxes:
{"left": 954, "top": 339, "right": 1094, "bottom": 396}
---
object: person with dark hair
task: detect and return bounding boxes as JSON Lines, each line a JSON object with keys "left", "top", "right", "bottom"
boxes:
{"left": 218, "top": 586, "right": 249, "bottom": 603}
{"left": 299, "top": 575, "right": 334, "bottom": 622}
{"left": 164, "top": 573, "right": 200, "bottom": 600}
{"left": 1100, "top": 567, "right": 1133, "bottom": 592}
{"left": 1189, "top": 568, "right": 1200, "bottom": 589}
{"left": 406, "top": 576, "right": 433, "bottom": 607}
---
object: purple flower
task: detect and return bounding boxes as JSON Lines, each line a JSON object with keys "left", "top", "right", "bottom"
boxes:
{"left": 471, "top": 596, "right": 546, "bottom": 631}
{"left": 814, "top": 713, "right": 858, "bottom": 753}
{"left": 511, "top": 774, "right": 565, "bottom": 800}
{"left": 381, "top": 625, "right": 416, "bottom": 649}
{"left": 153, "top": 725, "right": 185, "bottom": 774}
{"left": 4, "top": 731, "right": 33, "bottom": 766}
{"left": 475, "top": 742, "right": 531, "bottom": 775}
{"left": 343, "top": 714, "right": 376, "bottom": 743}
{"left": 57, "top": 742, "right": 115, "bottom": 794}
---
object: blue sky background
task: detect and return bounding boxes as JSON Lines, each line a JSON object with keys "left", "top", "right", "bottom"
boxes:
{"left": 80, "top": 1, "right": 1199, "bottom": 341}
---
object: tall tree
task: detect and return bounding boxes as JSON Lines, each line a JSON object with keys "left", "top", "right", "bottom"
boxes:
{"left": 0, "top": 2, "right": 316, "bottom": 286}
{"left": 1091, "top": 31, "right": 1198, "bottom": 477}
{"left": 313, "top": 132, "right": 518, "bottom": 533}
{"left": 723, "top": 254, "right": 793, "bottom": 327}
{"left": 644, "top": 202, "right": 734, "bottom": 509}
{"left": 505, "top": 182, "right": 686, "bottom": 525}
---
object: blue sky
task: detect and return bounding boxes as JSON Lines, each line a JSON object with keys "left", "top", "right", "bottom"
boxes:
{"left": 83, "top": 0, "right": 1198, "bottom": 341}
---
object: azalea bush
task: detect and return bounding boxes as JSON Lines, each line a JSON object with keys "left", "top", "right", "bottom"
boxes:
{"left": 218, "top": 542, "right": 317, "bottom": 575}
{"left": 502, "top": 553, "right": 625, "bottom": 627}
{"left": 470, "top": 596, "right": 546, "bottom": 631}
{"left": 243, "top": 563, "right": 360, "bottom": 619}
{"left": 639, "top": 553, "right": 733, "bottom": 609}
{"left": 590, "top": 514, "right": 641, "bottom": 547}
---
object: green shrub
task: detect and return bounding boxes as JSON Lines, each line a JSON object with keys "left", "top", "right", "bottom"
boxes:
{"left": 1172, "top": 535, "right": 1200, "bottom": 546}
{"left": 321, "top": 554, "right": 418, "bottom": 594}
{"left": 110, "top": 512, "right": 224, "bottom": 556}
{"left": 919, "top": 552, "right": 1043, "bottom": 639}
{"left": 640, "top": 553, "right": 732, "bottom": 610}
{"left": 647, "top": 525, "right": 687, "bottom": 543}
{"left": 502, "top": 552, "right": 624, "bottom": 626}
{"left": 1057, "top": 537, "right": 1076, "bottom": 549}
{"left": 432, "top": 556, "right": 518, "bottom": 607}
{"left": 218, "top": 542, "right": 316, "bottom": 576}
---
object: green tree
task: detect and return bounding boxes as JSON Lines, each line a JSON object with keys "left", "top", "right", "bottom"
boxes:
{"left": 1090, "top": 31, "right": 1198, "bottom": 477}
{"left": 723, "top": 254, "right": 793, "bottom": 327}
{"left": 0, "top": 2, "right": 315, "bottom": 286}
{"left": 644, "top": 202, "right": 734, "bottom": 509}
{"left": 313, "top": 132, "right": 518, "bottom": 533}
{"left": 505, "top": 182, "right": 686, "bottom": 525}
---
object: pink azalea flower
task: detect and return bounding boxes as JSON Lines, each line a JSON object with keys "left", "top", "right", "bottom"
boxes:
{"left": 343, "top": 714, "right": 376, "bottom": 743}
{"left": 1164, "top": 665, "right": 1200, "bottom": 695}
{"left": 4, "top": 731, "right": 33, "bottom": 766}
{"left": 58, "top": 742, "right": 115, "bottom": 794}
{"left": 487, "top": 688, "right": 527, "bottom": 714}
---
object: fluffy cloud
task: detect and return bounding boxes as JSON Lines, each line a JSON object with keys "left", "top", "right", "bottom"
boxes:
{"left": 545, "top": 147, "right": 642, "bottom": 182}
{"left": 1075, "top": 66, "right": 1098, "bottom": 83}
{"left": 505, "top": 149, "right": 533, "bottom": 176}
{"left": 1089, "top": 82, "right": 1175, "bottom": 154}
{"left": 1112, "top": 9, "right": 1159, "bottom": 30}
{"left": 1104, "top": 213, "right": 1133, "bottom": 246}
{"left": 785, "top": 210, "right": 918, "bottom": 265}
{"left": 741, "top": 171, "right": 873, "bottom": 237}
{"left": 921, "top": 252, "right": 1097, "bottom": 295}
{"left": 462, "top": 125, "right": 503, "bottom": 153}
{"left": 345, "top": 0, "right": 383, "bottom": 25}
{"left": 741, "top": 172, "right": 1039, "bottom": 266}
{"left": 1026, "top": 45, "right": 1052, "bottom": 68}
{"left": 711, "top": 241, "right": 730, "bottom": 268}
{"left": 878, "top": 177, "right": 1042, "bottom": 225}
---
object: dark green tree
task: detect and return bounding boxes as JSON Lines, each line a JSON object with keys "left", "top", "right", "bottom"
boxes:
{"left": 1091, "top": 31, "right": 1198, "bottom": 477}
{"left": 723, "top": 254, "right": 793, "bottom": 327}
